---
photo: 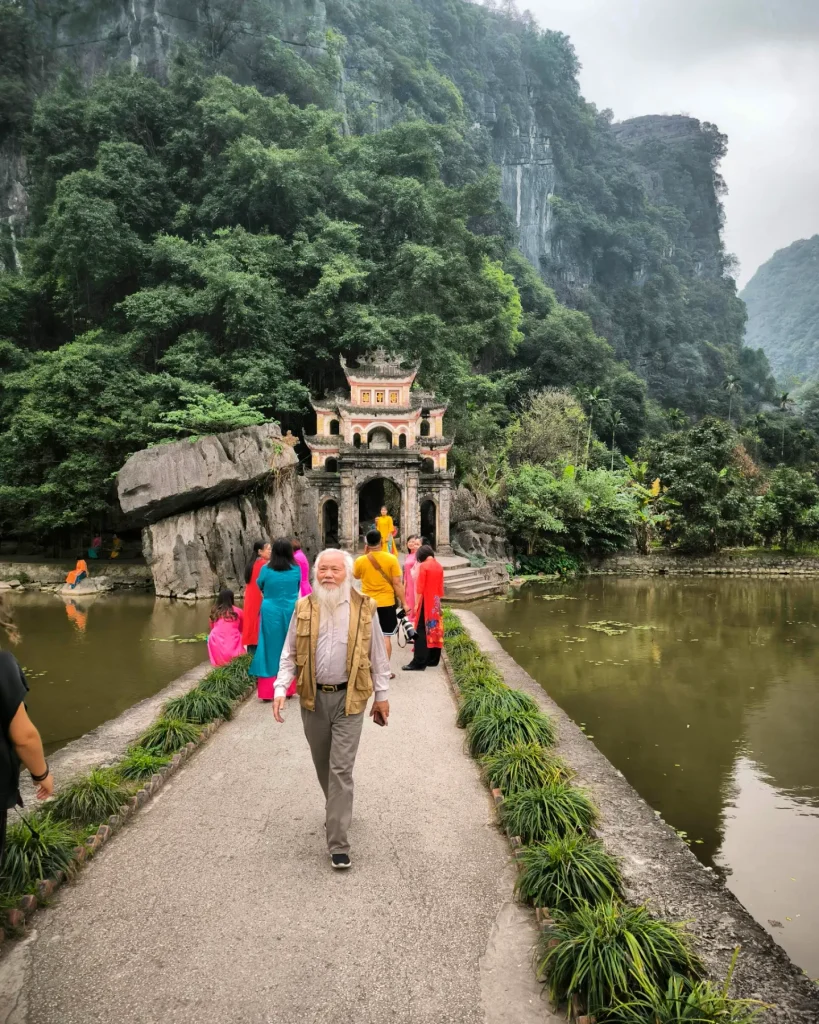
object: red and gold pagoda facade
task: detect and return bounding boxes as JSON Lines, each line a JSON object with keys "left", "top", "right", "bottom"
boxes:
{"left": 302, "top": 350, "right": 454, "bottom": 553}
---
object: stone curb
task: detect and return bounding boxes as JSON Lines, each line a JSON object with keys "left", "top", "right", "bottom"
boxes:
{"left": 1, "top": 682, "right": 255, "bottom": 945}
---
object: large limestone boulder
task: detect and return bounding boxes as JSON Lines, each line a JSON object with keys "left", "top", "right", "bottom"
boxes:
{"left": 117, "top": 423, "right": 290, "bottom": 523}
{"left": 144, "top": 480, "right": 299, "bottom": 599}
{"left": 452, "top": 520, "right": 512, "bottom": 563}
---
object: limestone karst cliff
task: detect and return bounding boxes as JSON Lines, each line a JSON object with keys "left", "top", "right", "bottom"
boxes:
{"left": 1, "top": 0, "right": 746, "bottom": 417}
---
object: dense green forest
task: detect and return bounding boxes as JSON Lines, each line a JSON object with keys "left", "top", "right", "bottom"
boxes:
{"left": 742, "top": 235, "right": 819, "bottom": 383}
{"left": 1, "top": 0, "right": 817, "bottom": 557}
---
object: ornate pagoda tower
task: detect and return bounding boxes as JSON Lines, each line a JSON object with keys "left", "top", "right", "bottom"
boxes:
{"left": 302, "top": 350, "right": 454, "bottom": 554}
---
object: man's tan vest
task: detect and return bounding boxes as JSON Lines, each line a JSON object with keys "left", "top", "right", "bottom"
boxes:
{"left": 294, "top": 589, "right": 376, "bottom": 715}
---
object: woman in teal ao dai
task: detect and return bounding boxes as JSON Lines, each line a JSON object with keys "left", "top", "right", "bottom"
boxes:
{"left": 249, "top": 539, "right": 302, "bottom": 700}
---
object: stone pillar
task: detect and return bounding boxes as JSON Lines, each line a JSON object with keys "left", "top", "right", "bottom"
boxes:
{"left": 405, "top": 472, "right": 420, "bottom": 540}
{"left": 437, "top": 483, "right": 452, "bottom": 554}
{"left": 339, "top": 473, "right": 356, "bottom": 553}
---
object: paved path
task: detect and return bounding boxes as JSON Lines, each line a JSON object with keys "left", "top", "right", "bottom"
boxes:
{"left": 1, "top": 652, "right": 553, "bottom": 1024}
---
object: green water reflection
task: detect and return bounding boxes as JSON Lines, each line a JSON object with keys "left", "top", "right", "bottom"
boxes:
{"left": 472, "top": 577, "right": 819, "bottom": 976}
{"left": 4, "top": 592, "right": 210, "bottom": 753}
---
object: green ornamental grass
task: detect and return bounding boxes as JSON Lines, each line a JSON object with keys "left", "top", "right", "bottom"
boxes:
{"left": 457, "top": 684, "right": 539, "bottom": 729}
{"left": 164, "top": 688, "right": 233, "bottom": 725}
{"left": 442, "top": 613, "right": 465, "bottom": 639}
{"left": 139, "top": 717, "right": 201, "bottom": 755}
{"left": 608, "top": 968, "right": 768, "bottom": 1024}
{"left": 456, "top": 666, "right": 505, "bottom": 691}
{"left": 49, "top": 768, "right": 132, "bottom": 826}
{"left": 538, "top": 900, "right": 703, "bottom": 1017}
{"left": 0, "top": 812, "right": 79, "bottom": 895}
{"left": 467, "top": 707, "right": 556, "bottom": 757}
{"left": 500, "top": 782, "right": 597, "bottom": 842}
{"left": 453, "top": 654, "right": 504, "bottom": 687}
{"left": 116, "top": 747, "right": 172, "bottom": 781}
{"left": 515, "top": 833, "right": 622, "bottom": 912}
{"left": 199, "top": 667, "right": 251, "bottom": 701}
{"left": 481, "top": 742, "right": 571, "bottom": 794}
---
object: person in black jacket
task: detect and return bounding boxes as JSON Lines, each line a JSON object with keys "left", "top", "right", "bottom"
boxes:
{"left": 0, "top": 597, "right": 53, "bottom": 866}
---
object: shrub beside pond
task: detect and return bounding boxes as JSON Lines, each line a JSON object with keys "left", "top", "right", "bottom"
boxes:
{"left": 50, "top": 768, "right": 132, "bottom": 827}
{"left": 500, "top": 783, "right": 598, "bottom": 843}
{"left": 538, "top": 900, "right": 704, "bottom": 1017}
{"left": 456, "top": 683, "right": 539, "bottom": 729}
{"left": 138, "top": 717, "right": 202, "bottom": 755}
{"left": 116, "top": 747, "right": 172, "bottom": 781}
{"left": 515, "top": 834, "right": 622, "bottom": 912}
{"left": 1, "top": 813, "right": 79, "bottom": 895}
{"left": 163, "top": 688, "right": 234, "bottom": 725}
{"left": 481, "top": 741, "right": 571, "bottom": 794}
{"left": 467, "top": 707, "right": 556, "bottom": 757}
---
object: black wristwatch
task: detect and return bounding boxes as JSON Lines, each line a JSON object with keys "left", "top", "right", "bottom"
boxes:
{"left": 30, "top": 763, "right": 50, "bottom": 783}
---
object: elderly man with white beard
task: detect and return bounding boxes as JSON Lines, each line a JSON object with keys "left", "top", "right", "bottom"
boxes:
{"left": 273, "top": 548, "right": 391, "bottom": 869}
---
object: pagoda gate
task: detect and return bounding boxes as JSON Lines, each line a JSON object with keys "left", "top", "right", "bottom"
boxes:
{"left": 302, "top": 350, "right": 454, "bottom": 554}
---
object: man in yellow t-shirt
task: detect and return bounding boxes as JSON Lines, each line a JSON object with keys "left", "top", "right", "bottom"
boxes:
{"left": 354, "top": 529, "right": 406, "bottom": 662}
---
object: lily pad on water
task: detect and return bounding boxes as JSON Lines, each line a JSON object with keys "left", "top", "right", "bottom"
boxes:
{"left": 583, "top": 620, "right": 630, "bottom": 636}
{"left": 492, "top": 631, "right": 520, "bottom": 638}
{"left": 538, "top": 595, "right": 579, "bottom": 601}
{"left": 151, "top": 633, "right": 208, "bottom": 644}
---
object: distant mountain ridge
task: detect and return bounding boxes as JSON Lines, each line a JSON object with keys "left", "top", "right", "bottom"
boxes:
{"left": 742, "top": 236, "right": 819, "bottom": 382}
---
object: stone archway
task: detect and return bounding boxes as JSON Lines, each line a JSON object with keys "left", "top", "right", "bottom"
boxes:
{"left": 358, "top": 478, "right": 402, "bottom": 545}
{"left": 321, "top": 498, "right": 339, "bottom": 548}
{"left": 421, "top": 498, "right": 438, "bottom": 549}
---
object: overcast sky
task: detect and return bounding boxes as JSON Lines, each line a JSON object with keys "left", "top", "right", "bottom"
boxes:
{"left": 520, "top": 0, "right": 819, "bottom": 287}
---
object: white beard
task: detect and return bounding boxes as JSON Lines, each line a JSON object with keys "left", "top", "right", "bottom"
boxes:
{"left": 314, "top": 579, "right": 351, "bottom": 614}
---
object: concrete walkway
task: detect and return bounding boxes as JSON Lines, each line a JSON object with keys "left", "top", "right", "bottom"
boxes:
{"left": 1, "top": 651, "right": 553, "bottom": 1024}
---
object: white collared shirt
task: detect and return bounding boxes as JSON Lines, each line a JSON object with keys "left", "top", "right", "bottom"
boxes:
{"left": 275, "top": 596, "right": 390, "bottom": 701}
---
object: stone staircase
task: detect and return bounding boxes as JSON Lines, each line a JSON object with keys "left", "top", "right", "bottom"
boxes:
{"left": 440, "top": 556, "right": 509, "bottom": 602}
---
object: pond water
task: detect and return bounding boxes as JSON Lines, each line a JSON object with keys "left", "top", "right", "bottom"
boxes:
{"left": 471, "top": 577, "right": 819, "bottom": 978}
{"left": 3, "top": 593, "right": 210, "bottom": 754}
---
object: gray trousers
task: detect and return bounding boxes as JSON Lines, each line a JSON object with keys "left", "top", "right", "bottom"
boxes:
{"left": 301, "top": 690, "right": 365, "bottom": 855}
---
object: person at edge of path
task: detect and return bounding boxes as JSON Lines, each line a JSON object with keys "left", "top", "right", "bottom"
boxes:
{"left": 0, "top": 597, "right": 54, "bottom": 868}
{"left": 110, "top": 533, "right": 122, "bottom": 559}
{"left": 403, "top": 534, "right": 423, "bottom": 616}
{"left": 403, "top": 545, "right": 445, "bottom": 672}
{"left": 353, "top": 528, "right": 406, "bottom": 674}
{"left": 292, "top": 539, "right": 313, "bottom": 598}
{"left": 241, "top": 539, "right": 271, "bottom": 654}
{"left": 65, "top": 555, "right": 88, "bottom": 589}
{"left": 207, "top": 589, "right": 245, "bottom": 668}
{"left": 250, "top": 539, "right": 301, "bottom": 702}
{"left": 273, "top": 549, "right": 390, "bottom": 870}
{"left": 88, "top": 534, "right": 102, "bottom": 560}
{"left": 375, "top": 505, "right": 395, "bottom": 554}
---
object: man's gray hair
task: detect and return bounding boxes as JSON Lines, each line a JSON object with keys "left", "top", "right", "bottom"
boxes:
{"left": 313, "top": 548, "right": 354, "bottom": 583}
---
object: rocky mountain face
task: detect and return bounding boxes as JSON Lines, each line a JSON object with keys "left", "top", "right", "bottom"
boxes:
{"left": 742, "top": 236, "right": 819, "bottom": 382}
{"left": 4, "top": 0, "right": 721, "bottom": 289}
{"left": 2, "top": 0, "right": 741, "bottom": 417}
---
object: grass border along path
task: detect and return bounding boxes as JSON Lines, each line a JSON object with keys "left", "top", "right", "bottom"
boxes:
{"left": 441, "top": 609, "right": 768, "bottom": 1024}
{"left": 0, "top": 656, "right": 254, "bottom": 945}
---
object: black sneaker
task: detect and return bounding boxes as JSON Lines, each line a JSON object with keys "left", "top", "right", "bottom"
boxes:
{"left": 403, "top": 663, "right": 425, "bottom": 671}
{"left": 331, "top": 853, "right": 351, "bottom": 870}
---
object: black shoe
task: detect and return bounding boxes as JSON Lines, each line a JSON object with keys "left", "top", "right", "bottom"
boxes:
{"left": 331, "top": 853, "right": 351, "bottom": 870}
{"left": 403, "top": 663, "right": 426, "bottom": 671}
